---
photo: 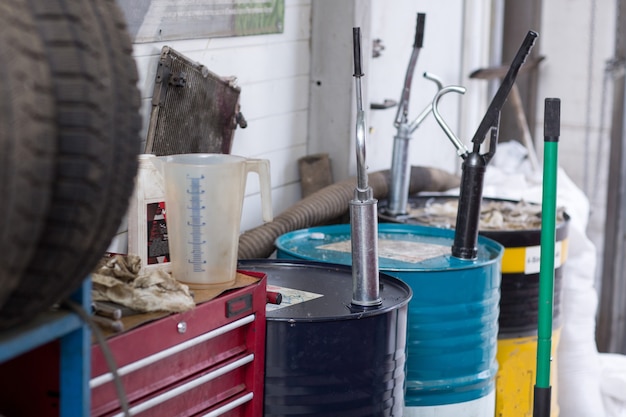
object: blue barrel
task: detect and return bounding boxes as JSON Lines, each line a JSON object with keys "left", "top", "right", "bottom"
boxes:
{"left": 275, "top": 223, "right": 504, "bottom": 415}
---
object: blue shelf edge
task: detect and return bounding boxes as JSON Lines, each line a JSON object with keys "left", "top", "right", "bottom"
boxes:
{"left": 0, "top": 277, "right": 92, "bottom": 417}
{"left": 0, "top": 278, "right": 91, "bottom": 363}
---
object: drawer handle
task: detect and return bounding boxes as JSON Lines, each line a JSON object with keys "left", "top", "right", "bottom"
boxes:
{"left": 201, "top": 392, "right": 253, "bottom": 417}
{"left": 110, "top": 354, "right": 254, "bottom": 417}
{"left": 91, "top": 314, "right": 255, "bottom": 388}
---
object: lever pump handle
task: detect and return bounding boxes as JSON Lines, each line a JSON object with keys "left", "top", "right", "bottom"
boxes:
{"left": 353, "top": 27, "right": 363, "bottom": 77}
{"left": 470, "top": 30, "right": 538, "bottom": 146}
{"left": 414, "top": 13, "right": 426, "bottom": 48}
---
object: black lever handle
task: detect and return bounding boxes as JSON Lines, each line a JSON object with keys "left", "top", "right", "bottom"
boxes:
{"left": 353, "top": 27, "right": 363, "bottom": 77}
{"left": 470, "top": 30, "right": 538, "bottom": 146}
{"left": 414, "top": 13, "right": 426, "bottom": 48}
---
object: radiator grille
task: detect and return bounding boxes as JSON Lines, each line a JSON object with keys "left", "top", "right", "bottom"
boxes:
{"left": 145, "top": 46, "right": 243, "bottom": 156}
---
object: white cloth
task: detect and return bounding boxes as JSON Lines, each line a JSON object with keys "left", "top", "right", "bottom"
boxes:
{"left": 92, "top": 254, "right": 195, "bottom": 313}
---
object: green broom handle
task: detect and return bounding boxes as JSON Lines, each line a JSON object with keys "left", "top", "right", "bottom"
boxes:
{"left": 534, "top": 98, "right": 560, "bottom": 417}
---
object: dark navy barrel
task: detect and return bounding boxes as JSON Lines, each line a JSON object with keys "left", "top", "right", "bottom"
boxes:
{"left": 238, "top": 259, "right": 412, "bottom": 417}
{"left": 275, "top": 224, "right": 503, "bottom": 414}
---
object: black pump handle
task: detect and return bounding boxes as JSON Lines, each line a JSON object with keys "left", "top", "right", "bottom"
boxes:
{"left": 470, "top": 30, "right": 538, "bottom": 145}
{"left": 414, "top": 13, "right": 426, "bottom": 48}
{"left": 353, "top": 27, "right": 363, "bottom": 77}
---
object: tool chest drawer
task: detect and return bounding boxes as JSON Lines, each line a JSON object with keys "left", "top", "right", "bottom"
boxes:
{"left": 91, "top": 271, "right": 266, "bottom": 417}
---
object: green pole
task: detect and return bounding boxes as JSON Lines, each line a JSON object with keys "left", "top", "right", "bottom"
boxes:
{"left": 533, "top": 98, "right": 560, "bottom": 417}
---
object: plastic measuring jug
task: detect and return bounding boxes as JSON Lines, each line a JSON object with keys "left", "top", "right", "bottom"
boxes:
{"left": 158, "top": 153, "right": 272, "bottom": 288}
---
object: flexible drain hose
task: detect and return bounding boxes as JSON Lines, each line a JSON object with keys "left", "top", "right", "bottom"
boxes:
{"left": 238, "top": 165, "right": 460, "bottom": 259}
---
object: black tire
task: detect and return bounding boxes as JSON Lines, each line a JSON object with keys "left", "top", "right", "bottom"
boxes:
{"left": 67, "top": 0, "right": 141, "bottom": 283}
{"left": 0, "top": 0, "right": 57, "bottom": 308}
{"left": 0, "top": 0, "right": 141, "bottom": 328}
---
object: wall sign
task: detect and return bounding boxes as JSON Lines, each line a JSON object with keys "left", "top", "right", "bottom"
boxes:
{"left": 116, "top": 0, "right": 285, "bottom": 43}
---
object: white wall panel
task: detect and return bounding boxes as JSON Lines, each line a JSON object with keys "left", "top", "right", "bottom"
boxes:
{"left": 231, "top": 110, "right": 308, "bottom": 157}
{"left": 243, "top": 144, "right": 307, "bottom": 196}
{"left": 235, "top": 76, "right": 309, "bottom": 120}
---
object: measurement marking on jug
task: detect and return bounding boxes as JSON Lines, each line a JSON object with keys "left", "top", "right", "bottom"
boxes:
{"left": 186, "top": 174, "right": 206, "bottom": 272}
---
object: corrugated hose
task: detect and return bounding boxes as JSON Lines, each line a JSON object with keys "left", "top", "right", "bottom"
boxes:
{"left": 237, "top": 165, "right": 460, "bottom": 259}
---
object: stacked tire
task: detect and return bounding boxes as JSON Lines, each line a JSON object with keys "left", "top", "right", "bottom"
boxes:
{"left": 0, "top": 0, "right": 141, "bottom": 328}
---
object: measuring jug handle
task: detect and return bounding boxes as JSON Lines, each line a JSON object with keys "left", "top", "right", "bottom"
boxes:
{"left": 245, "top": 158, "right": 273, "bottom": 222}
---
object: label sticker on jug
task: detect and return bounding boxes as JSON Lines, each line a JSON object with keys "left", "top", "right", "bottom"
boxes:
{"left": 318, "top": 239, "right": 449, "bottom": 264}
{"left": 265, "top": 285, "right": 323, "bottom": 312}
{"left": 146, "top": 202, "right": 170, "bottom": 265}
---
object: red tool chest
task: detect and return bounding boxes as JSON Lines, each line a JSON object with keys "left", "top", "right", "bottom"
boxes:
{"left": 91, "top": 271, "right": 267, "bottom": 417}
{"left": 0, "top": 271, "right": 266, "bottom": 417}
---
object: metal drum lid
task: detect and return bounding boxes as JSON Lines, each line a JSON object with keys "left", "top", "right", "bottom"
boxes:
{"left": 275, "top": 223, "right": 503, "bottom": 272}
{"left": 237, "top": 259, "right": 412, "bottom": 321}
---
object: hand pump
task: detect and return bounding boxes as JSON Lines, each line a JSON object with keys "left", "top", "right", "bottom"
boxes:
{"left": 350, "top": 27, "right": 381, "bottom": 307}
{"left": 388, "top": 13, "right": 447, "bottom": 216}
{"left": 533, "top": 97, "right": 561, "bottom": 417}
{"left": 432, "top": 30, "right": 538, "bottom": 260}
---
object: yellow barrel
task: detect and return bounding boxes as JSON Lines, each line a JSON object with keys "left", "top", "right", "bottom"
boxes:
{"left": 492, "top": 221, "right": 569, "bottom": 417}
{"left": 495, "top": 330, "right": 561, "bottom": 416}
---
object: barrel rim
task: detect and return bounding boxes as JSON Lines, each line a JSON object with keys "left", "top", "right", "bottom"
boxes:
{"left": 238, "top": 258, "right": 413, "bottom": 322}
{"left": 378, "top": 194, "right": 571, "bottom": 246}
{"left": 274, "top": 223, "right": 504, "bottom": 272}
